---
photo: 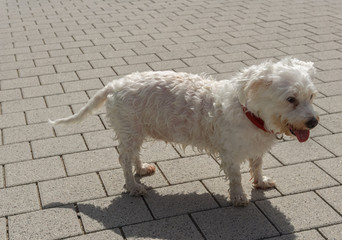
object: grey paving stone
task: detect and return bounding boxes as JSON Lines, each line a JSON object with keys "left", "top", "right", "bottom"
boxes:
{"left": 65, "top": 229, "right": 123, "bottom": 240}
{"left": 123, "top": 215, "right": 204, "bottom": 240}
{"left": 5, "top": 156, "right": 66, "bottom": 187}
{"left": 247, "top": 48, "right": 285, "bottom": 59}
{"left": 318, "top": 82, "right": 342, "bottom": 100}
{"left": 53, "top": 115, "right": 104, "bottom": 136}
{"left": 62, "top": 79, "right": 103, "bottom": 92}
{"left": 83, "top": 129, "right": 118, "bottom": 150}
{"left": 3, "top": 123, "right": 54, "bottom": 144}
{"left": 140, "top": 141, "right": 180, "bottom": 162}
{"left": 45, "top": 91, "right": 89, "bottom": 107}
{"left": 314, "top": 133, "right": 342, "bottom": 156}
{"left": 55, "top": 62, "right": 92, "bottom": 73}
{"left": 0, "top": 168, "right": 3, "bottom": 189}
{"left": 0, "top": 142, "right": 32, "bottom": 164}
{"left": 263, "top": 162, "right": 338, "bottom": 195}
{"left": 267, "top": 230, "right": 324, "bottom": 240}
{"left": 22, "top": 83, "right": 64, "bottom": 98}
{"left": 144, "top": 181, "right": 218, "bottom": 219}
{"left": 158, "top": 155, "right": 220, "bottom": 184}
{"left": 256, "top": 192, "right": 342, "bottom": 234}
{"left": 316, "top": 186, "right": 342, "bottom": 215}
{"left": 31, "top": 135, "right": 87, "bottom": 158}
{"left": 78, "top": 194, "right": 153, "bottom": 232}
{"left": 210, "top": 61, "right": 246, "bottom": 73}
{"left": 148, "top": 60, "right": 187, "bottom": 71}
{"left": 0, "top": 112, "right": 26, "bottom": 129}
{"left": 0, "top": 76, "right": 40, "bottom": 90}
{"left": 40, "top": 72, "right": 79, "bottom": 84}
{"left": 63, "top": 148, "right": 120, "bottom": 176}
{"left": 99, "top": 164, "right": 169, "bottom": 196}
{"left": 270, "top": 139, "right": 334, "bottom": 165}
{"left": 90, "top": 58, "right": 126, "bottom": 69}
{"left": 315, "top": 157, "right": 342, "bottom": 183}
{"left": 316, "top": 69, "right": 342, "bottom": 82}
{"left": 319, "top": 223, "right": 342, "bottom": 240}
{"left": 8, "top": 206, "right": 82, "bottom": 240}
{"left": 315, "top": 59, "right": 342, "bottom": 71}
{"left": 77, "top": 67, "right": 116, "bottom": 80}
{"left": 0, "top": 218, "right": 6, "bottom": 240}
{"left": 69, "top": 53, "right": 104, "bottom": 63}
{"left": 19, "top": 65, "right": 55, "bottom": 77}
{"left": 26, "top": 106, "right": 73, "bottom": 124}
{"left": 192, "top": 204, "right": 278, "bottom": 240}
{"left": 39, "top": 173, "right": 106, "bottom": 207}
{"left": 114, "top": 63, "right": 152, "bottom": 75}
{"left": 0, "top": 184, "right": 40, "bottom": 217}
{"left": 319, "top": 112, "right": 342, "bottom": 133}
{"left": 0, "top": 89, "right": 22, "bottom": 102}
{"left": 34, "top": 56, "right": 70, "bottom": 66}
{"left": 1, "top": 97, "right": 46, "bottom": 113}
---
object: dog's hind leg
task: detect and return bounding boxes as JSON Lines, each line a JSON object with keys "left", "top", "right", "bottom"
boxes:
{"left": 249, "top": 157, "right": 276, "bottom": 189}
{"left": 118, "top": 140, "right": 147, "bottom": 196}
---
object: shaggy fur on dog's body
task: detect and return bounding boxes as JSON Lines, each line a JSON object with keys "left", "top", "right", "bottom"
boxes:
{"left": 50, "top": 58, "right": 319, "bottom": 206}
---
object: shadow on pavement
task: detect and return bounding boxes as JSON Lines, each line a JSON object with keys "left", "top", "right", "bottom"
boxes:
{"left": 46, "top": 184, "right": 295, "bottom": 240}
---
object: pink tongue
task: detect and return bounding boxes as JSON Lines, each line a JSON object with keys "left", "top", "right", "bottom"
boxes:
{"left": 295, "top": 130, "right": 310, "bottom": 142}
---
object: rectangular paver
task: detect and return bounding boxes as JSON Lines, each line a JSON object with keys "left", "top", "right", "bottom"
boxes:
{"left": 3, "top": 123, "right": 55, "bottom": 144}
{"left": 63, "top": 148, "right": 120, "bottom": 176}
{"left": 0, "top": 142, "right": 32, "bottom": 164}
{"left": 192, "top": 204, "right": 278, "bottom": 240}
{"left": 144, "top": 181, "right": 218, "bottom": 219}
{"left": 5, "top": 157, "right": 66, "bottom": 187}
{"left": 78, "top": 195, "right": 153, "bottom": 232}
{"left": 256, "top": 192, "right": 342, "bottom": 234}
{"left": 8, "top": 206, "right": 82, "bottom": 240}
{"left": 0, "top": 184, "right": 40, "bottom": 217}
{"left": 123, "top": 215, "right": 203, "bottom": 240}
{"left": 31, "top": 135, "right": 87, "bottom": 158}
{"left": 39, "top": 173, "right": 106, "bottom": 208}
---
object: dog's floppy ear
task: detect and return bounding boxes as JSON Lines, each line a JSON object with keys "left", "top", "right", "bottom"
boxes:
{"left": 237, "top": 78, "right": 271, "bottom": 106}
{"left": 236, "top": 61, "right": 273, "bottom": 106}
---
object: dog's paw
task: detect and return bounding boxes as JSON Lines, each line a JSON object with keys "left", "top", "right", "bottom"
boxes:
{"left": 230, "top": 189, "right": 249, "bottom": 207}
{"left": 136, "top": 163, "right": 156, "bottom": 176}
{"left": 125, "top": 183, "right": 147, "bottom": 196}
{"left": 253, "top": 176, "right": 276, "bottom": 189}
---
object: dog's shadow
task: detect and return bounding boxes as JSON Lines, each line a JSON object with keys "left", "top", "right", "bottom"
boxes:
{"left": 45, "top": 181, "right": 295, "bottom": 240}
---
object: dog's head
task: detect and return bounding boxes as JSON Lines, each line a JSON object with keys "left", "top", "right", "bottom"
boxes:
{"left": 236, "top": 57, "right": 319, "bottom": 142}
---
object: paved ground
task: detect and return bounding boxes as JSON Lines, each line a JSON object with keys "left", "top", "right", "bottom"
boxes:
{"left": 1, "top": 0, "right": 342, "bottom": 239}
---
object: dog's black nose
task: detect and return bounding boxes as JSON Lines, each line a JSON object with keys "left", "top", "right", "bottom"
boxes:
{"left": 306, "top": 118, "right": 318, "bottom": 129}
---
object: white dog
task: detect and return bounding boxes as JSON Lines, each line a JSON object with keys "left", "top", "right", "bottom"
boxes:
{"left": 50, "top": 58, "right": 319, "bottom": 206}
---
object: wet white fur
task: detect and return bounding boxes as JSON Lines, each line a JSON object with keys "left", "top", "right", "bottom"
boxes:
{"left": 49, "top": 58, "right": 318, "bottom": 206}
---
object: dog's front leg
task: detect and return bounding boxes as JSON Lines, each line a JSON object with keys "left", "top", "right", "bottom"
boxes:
{"left": 221, "top": 153, "right": 249, "bottom": 206}
{"left": 249, "top": 157, "right": 276, "bottom": 189}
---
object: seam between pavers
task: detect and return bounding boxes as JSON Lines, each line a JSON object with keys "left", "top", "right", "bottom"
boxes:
{"left": 74, "top": 203, "right": 86, "bottom": 235}
{"left": 316, "top": 223, "right": 342, "bottom": 239}
{"left": 97, "top": 172, "right": 109, "bottom": 197}
{"left": 315, "top": 189, "right": 342, "bottom": 219}
{"left": 1, "top": 166, "right": 6, "bottom": 188}
{"left": 35, "top": 182, "right": 43, "bottom": 210}
{"left": 312, "top": 160, "right": 342, "bottom": 185}
{"left": 187, "top": 213, "right": 208, "bottom": 239}
{"left": 312, "top": 137, "right": 338, "bottom": 158}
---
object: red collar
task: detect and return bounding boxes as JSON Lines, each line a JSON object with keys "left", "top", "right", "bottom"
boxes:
{"left": 242, "top": 106, "right": 270, "bottom": 133}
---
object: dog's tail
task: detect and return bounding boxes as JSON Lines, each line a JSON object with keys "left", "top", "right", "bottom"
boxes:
{"left": 49, "top": 84, "right": 113, "bottom": 125}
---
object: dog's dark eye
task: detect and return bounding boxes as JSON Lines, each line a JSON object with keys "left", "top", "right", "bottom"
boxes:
{"left": 287, "top": 97, "right": 296, "bottom": 103}
{"left": 310, "top": 94, "right": 314, "bottom": 100}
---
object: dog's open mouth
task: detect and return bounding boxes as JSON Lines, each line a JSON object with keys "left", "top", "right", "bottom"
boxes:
{"left": 288, "top": 125, "right": 310, "bottom": 143}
